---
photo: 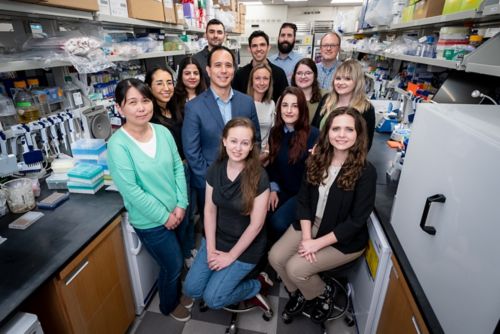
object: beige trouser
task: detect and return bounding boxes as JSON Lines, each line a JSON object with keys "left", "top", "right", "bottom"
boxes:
{"left": 268, "top": 224, "right": 364, "bottom": 300}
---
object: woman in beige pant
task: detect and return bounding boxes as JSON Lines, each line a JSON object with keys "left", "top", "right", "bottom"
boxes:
{"left": 268, "top": 106, "right": 377, "bottom": 323}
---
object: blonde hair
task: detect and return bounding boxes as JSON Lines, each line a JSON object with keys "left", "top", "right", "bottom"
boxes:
{"left": 320, "top": 59, "right": 370, "bottom": 119}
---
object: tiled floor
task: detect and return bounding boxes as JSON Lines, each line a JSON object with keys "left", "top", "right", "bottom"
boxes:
{"left": 129, "top": 280, "right": 358, "bottom": 334}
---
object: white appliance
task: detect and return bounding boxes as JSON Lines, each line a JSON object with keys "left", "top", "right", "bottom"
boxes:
{"left": 390, "top": 103, "right": 500, "bottom": 333}
{"left": 121, "top": 213, "right": 159, "bottom": 315}
{"left": 0, "top": 313, "right": 43, "bottom": 334}
{"left": 349, "top": 213, "right": 392, "bottom": 334}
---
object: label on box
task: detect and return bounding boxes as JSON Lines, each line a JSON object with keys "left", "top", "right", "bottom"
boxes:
{"left": 164, "top": 0, "right": 173, "bottom": 8}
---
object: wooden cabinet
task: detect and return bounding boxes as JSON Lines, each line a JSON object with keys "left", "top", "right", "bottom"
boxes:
{"left": 25, "top": 217, "right": 135, "bottom": 334}
{"left": 377, "top": 256, "right": 428, "bottom": 334}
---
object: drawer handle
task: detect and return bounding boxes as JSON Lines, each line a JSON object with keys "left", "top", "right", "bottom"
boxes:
{"left": 411, "top": 315, "right": 422, "bottom": 334}
{"left": 65, "top": 260, "right": 89, "bottom": 286}
{"left": 419, "top": 194, "right": 446, "bottom": 235}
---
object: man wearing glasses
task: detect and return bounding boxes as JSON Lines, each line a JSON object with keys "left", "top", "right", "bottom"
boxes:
{"left": 317, "top": 32, "right": 342, "bottom": 90}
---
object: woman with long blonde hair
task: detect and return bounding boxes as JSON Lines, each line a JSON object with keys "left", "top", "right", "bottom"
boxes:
{"left": 311, "top": 59, "right": 375, "bottom": 150}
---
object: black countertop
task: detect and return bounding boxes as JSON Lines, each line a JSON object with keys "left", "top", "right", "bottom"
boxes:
{"left": 0, "top": 186, "right": 124, "bottom": 323}
{"left": 368, "top": 133, "right": 443, "bottom": 334}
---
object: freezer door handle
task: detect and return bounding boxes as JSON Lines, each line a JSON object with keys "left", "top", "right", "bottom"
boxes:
{"left": 419, "top": 194, "right": 446, "bottom": 235}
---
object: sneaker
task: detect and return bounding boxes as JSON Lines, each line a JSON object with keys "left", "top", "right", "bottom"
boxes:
{"left": 169, "top": 304, "right": 191, "bottom": 322}
{"left": 283, "top": 290, "right": 306, "bottom": 316}
{"left": 180, "top": 295, "right": 194, "bottom": 310}
{"left": 310, "top": 283, "right": 335, "bottom": 323}
{"left": 256, "top": 272, "right": 274, "bottom": 296}
{"left": 246, "top": 293, "right": 272, "bottom": 313}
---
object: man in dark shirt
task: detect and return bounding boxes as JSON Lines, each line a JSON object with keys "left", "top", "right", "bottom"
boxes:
{"left": 232, "top": 30, "right": 288, "bottom": 102}
{"left": 193, "top": 18, "right": 226, "bottom": 86}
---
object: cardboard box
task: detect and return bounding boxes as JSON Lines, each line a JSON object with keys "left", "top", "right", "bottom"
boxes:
{"left": 163, "top": 0, "right": 176, "bottom": 23}
{"left": 238, "top": 2, "right": 246, "bottom": 14}
{"left": 239, "top": 12, "right": 246, "bottom": 25}
{"left": 98, "top": 0, "right": 111, "bottom": 15}
{"left": 110, "top": 0, "right": 128, "bottom": 17}
{"left": 21, "top": 0, "right": 99, "bottom": 11}
{"left": 413, "top": 0, "right": 445, "bottom": 19}
{"left": 175, "top": 4, "right": 186, "bottom": 25}
{"left": 214, "top": 0, "right": 236, "bottom": 12}
{"left": 127, "top": 0, "right": 165, "bottom": 22}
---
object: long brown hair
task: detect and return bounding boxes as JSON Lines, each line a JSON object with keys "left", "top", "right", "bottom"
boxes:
{"left": 218, "top": 118, "right": 262, "bottom": 215}
{"left": 319, "top": 59, "right": 371, "bottom": 118}
{"left": 307, "top": 106, "right": 367, "bottom": 191}
{"left": 268, "top": 87, "right": 311, "bottom": 164}
{"left": 291, "top": 58, "right": 322, "bottom": 103}
{"left": 247, "top": 63, "right": 273, "bottom": 103}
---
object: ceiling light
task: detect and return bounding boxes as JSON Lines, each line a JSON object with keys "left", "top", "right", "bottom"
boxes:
{"left": 284, "top": 0, "right": 308, "bottom": 2}
{"left": 330, "top": 0, "right": 363, "bottom": 4}
{"left": 243, "top": 1, "right": 263, "bottom": 5}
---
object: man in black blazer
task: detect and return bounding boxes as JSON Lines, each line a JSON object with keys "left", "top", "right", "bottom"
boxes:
{"left": 232, "top": 30, "right": 288, "bottom": 102}
{"left": 183, "top": 46, "right": 261, "bottom": 218}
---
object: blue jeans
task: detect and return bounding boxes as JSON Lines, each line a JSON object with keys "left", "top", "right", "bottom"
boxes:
{"left": 134, "top": 225, "right": 183, "bottom": 315}
{"left": 268, "top": 195, "right": 298, "bottom": 242}
{"left": 183, "top": 239, "right": 260, "bottom": 309}
{"left": 176, "top": 162, "right": 195, "bottom": 259}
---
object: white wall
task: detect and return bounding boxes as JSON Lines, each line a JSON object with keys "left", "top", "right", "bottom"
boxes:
{"left": 287, "top": 6, "right": 361, "bottom": 33}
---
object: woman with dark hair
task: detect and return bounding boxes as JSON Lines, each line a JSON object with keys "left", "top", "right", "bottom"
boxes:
{"left": 247, "top": 63, "right": 275, "bottom": 160}
{"left": 145, "top": 65, "right": 200, "bottom": 268}
{"left": 108, "top": 79, "right": 191, "bottom": 322}
{"left": 172, "top": 56, "right": 207, "bottom": 115}
{"left": 183, "top": 117, "right": 273, "bottom": 312}
{"left": 269, "top": 106, "right": 377, "bottom": 323}
{"left": 311, "top": 59, "right": 375, "bottom": 150}
{"left": 291, "top": 58, "right": 327, "bottom": 123}
{"left": 266, "top": 86, "right": 320, "bottom": 242}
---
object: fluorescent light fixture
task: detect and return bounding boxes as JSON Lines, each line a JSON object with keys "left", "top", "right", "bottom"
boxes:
{"left": 284, "top": 0, "right": 307, "bottom": 2}
{"left": 330, "top": 0, "right": 363, "bottom": 4}
{"left": 243, "top": 1, "right": 263, "bottom": 5}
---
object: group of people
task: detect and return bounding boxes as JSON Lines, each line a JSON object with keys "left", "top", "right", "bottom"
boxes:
{"left": 107, "top": 18, "right": 377, "bottom": 326}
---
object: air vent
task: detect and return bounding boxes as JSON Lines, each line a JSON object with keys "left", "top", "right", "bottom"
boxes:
{"left": 313, "top": 20, "right": 334, "bottom": 33}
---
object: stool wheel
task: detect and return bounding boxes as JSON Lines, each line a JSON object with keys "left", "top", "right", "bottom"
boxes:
{"left": 262, "top": 309, "right": 273, "bottom": 321}
{"left": 282, "top": 311, "right": 294, "bottom": 324}
{"left": 225, "top": 323, "right": 238, "bottom": 334}
{"left": 344, "top": 315, "right": 355, "bottom": 327}
{"left": 199, "top": 301, "right": 209, "bottom": 312}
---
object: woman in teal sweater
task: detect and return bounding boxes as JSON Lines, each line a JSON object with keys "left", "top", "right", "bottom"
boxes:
{"left": 107, "top": 78, "right": 191, "bottom": 322}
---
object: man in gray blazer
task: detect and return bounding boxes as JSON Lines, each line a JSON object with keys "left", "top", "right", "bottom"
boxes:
{"left": 182, "top": 45, "right": 261, "bottom": 217}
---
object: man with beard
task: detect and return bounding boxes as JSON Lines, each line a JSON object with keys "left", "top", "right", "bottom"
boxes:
{"left": 270, "top": 23, "right": 302, "bottom": 85}
{"left": 193, "top": 19, "right": 227, "bottom": 86}
{"left": 232, "top": 30, "right": 288, "bottom": 102}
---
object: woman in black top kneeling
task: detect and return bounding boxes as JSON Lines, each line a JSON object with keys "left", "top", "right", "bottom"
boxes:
{"left": 183, "top": 117, "right": 273, "bottom": 311}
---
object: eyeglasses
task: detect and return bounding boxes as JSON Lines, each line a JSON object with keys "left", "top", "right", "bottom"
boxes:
{"left": 296, "top": 71, "right": 314, "bottom": 77}
{"left": 321, "top": 44, "right": 340, "bottom": 49}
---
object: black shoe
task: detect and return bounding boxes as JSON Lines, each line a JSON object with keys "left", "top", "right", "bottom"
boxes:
{"left": 284, "top": 290, "right": 306, "bottom": 316}
{"left": 311, "top": 283, "right": 336, "bottom": 323}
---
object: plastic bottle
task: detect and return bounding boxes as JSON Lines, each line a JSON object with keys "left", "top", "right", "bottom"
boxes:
{"left": 422, "top": 36, "right": 436, "bottom": 58}
{"left": 0, "top": 94, "right": 18, "bottom": 129}
{"left": 13, "top": 80, "right": 40, "bottom": 124}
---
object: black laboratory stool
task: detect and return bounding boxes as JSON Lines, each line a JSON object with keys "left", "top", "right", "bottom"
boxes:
{"left": 282, "top": 258, "right": 360, "bottom": 334}
{"left": 199, "top": 269, "right": 274, "bottom": 334}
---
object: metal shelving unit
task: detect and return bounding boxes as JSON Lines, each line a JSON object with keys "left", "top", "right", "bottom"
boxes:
{"left": 0, "top": 0, "right": 93, "bottom": 20}
{"left": 94, "top": 14, "right": 183, "bottom": 30}
{"left": 344, "top": 10, "right": 500, "bottom": 35}
{"left": 0, "top": 50, "right": 187, "bottom": 73}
